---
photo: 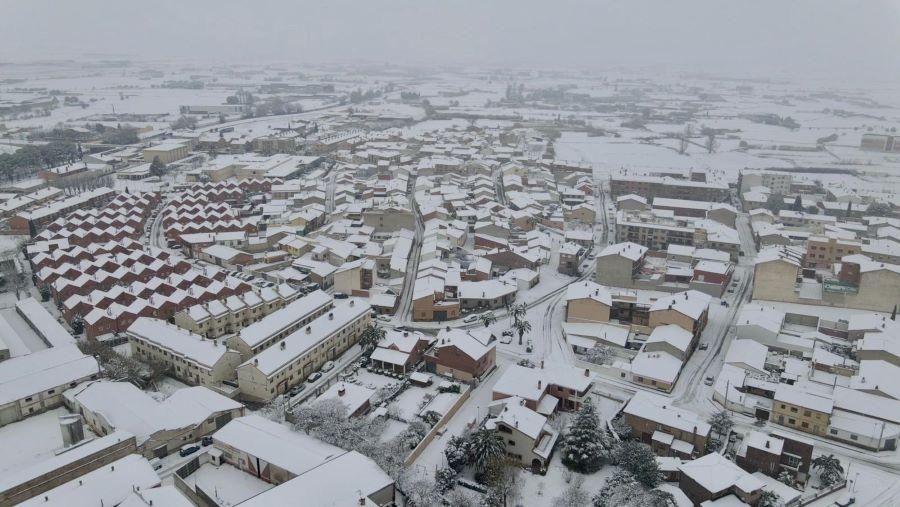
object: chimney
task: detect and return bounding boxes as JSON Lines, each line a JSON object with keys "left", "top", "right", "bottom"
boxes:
{"left": 540, "top": 360, "right": 544, "bottom": 369}
{"left": 584, "top": 368, "right": 589, "bottom": 377}
{"left": 280, "top": 341, "right": 286, "bottom": 350}
{"left": 329, "top": 313, "right": 334, "bottom": 320}
{"left": 403, "top": 331, "right": 409, "bottom": 337}
{"left": 537, "top": 380, "right": 542, "bottom": 389}
{"left": 765, "top": 440, "right": 770, "bottom": 449}
{"left": 254, "top": 358, "right": 259, "bottom": 366}
{"left": 338, "top": 384, "right": 346, "bottom": 396}
{"left": 306, "top": 326, "right": 312, "bottom": 334}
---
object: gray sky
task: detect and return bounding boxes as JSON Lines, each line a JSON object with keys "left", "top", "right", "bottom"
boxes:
{"left": 3, "top": 0, "right": 899, "bottom": 81}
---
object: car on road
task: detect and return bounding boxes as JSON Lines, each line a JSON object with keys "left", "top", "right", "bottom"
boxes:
{"left": 501, "top": 329, "right": 514, "bottom": 337}
{"left": 179, "top": 443, "right": 201, "bottom": 457}
{"left": 699, "top": 343, "right": 709, "bottom": 350}
{"left": 376, "top": 314, "right": 391, "bottom": 322}
{"left": 704, "top": 376, "right": 715, "bottom": 386}
{"left": 334, "top": 292, "right": 349, "bottom": 299}
{"left": 499, "top": 335, "right": 512, "bottom": 344}
{"left": 307, "top": 372, "right": 323, "bottom": 383}
{"left": 201, "top": 436, "right": 213, "bottom": 446}
{"left": 289, "top": 384, "right": 305, "bottom": 397}
{"left": 321, "top": 361, "right": 335, "bottom": 372}
{"left": 462, "top": 314, "right": 479, "bottom": 323}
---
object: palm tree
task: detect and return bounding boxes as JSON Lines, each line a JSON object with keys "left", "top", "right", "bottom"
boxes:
{"left": 812, "top": 454, "right": 844, "bottom": 488}
{"left": 514, "top": 318, "right": 532, "bottom": 346}
{"left": 511, "top": 303, "right": 528, "bottom": 327}
{"left": 478, "top": 312, "right": 497, "bottom": 328}
{"left": 360, "top": 324, "right": 385, "bottom": 351}
{"left": 469, "top": 428, "right": 505, "bottom": 474}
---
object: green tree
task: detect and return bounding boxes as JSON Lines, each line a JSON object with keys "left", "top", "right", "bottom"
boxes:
{"left": 592, "top": 470, "right": 673, "bottom": 507}
{"left": 791, "top": 195, "right": 803, "bottom": 212}
{"left": 149, "top": 156, "right": 166, "bottom": 177}
{"left": 359, "top": 323, "right": 386, "bottom": 352}
{"left": 707, "top": 410, "right": 734, "bottom": 447}
{"left": 759, "top": 490, "right": 783, "bottom": 507}
{"left": 468, "top": 429, "right": 505, "bottom": 474}
{"left": 612, "top": 441, "right": 661, "bottom": 487}
{"left": 561, "top": 398, "right": 613, "bottom": 473}
{"left": 765, "top": 193, "right": 785, "bottom": 214}
{"left": 514, "top": 318, "right": 532, "bottom": 346}
{"left": 444, "top": 434, "right": 470, "bottom": 471}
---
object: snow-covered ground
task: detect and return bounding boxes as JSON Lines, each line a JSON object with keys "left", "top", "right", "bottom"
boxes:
{"left": 0, "top": 407, "right": 97, "bottom": 474}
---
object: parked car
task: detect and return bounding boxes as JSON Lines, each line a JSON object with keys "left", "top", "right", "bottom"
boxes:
{"left": 699, "top": 343, "right": 709, "bottom": 350}
{"left": 501, "top": 329, "right": 514, "bottom": 337}
{"left": 376, "top": 314, "right": 391, "bottom": 322}
{"left": 307, "top": 372, "right": 323, "bottom": 383}
{"left": 704, "top": 376, "right": 715, "bottom": 386}
{"left": 334, "top": 292, "right": 349, "bottom": 299}
{"left": 201, "top": 436, "right": 213, "bottom": 446}
{"left": 321, "top": 361, "right": 335, "bottom": 372}
{"left": 499, "top": 335, "right": 512, "bottom": 344}
{"left": 289, "top": 384, "right": 305, "bottom": 397}
{"left": 149, "top": 458, "right": 163, "bottom": 471}
{"left": 179, "top": 443, "right": 201, "bottom": 457}
{"left": 462, "top": 314, "right": 479, "bottom": 323}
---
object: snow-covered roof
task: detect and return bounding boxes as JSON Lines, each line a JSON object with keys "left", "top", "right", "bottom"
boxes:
{"left": 15, "top": 297, "right": 75, "bottom": 348}
{"left": 598, "top": 241, "right": 647, "bottom": 262}
{"left": 0, "top": 344, "right": 98, "bottom": 406}
{"left": 678, "top": 452, "right": 765, "bottom": 495}
{"left": 773, "top": 384, "right": 833, "bottom": 414}
{"left": 493, "top": 363, "right": 593, "bottom": 402}
{"left": 239, "top": 290, "right": 333, "bottom": 348}
{"left": 18, "top": 454, "right": 160, "bottom": 507}
{"left": 127, "top": 318, "right": 230, "bottom": 369}
{"left": 649, "top": 290, "right": 711, "bottom": 320}
{"left": 724, "top": 339, "right": 769, "bottom": 373}
{"left": 486, "top": 397, "right": 547, "bottom": 440}
{"left": 645, "top": 324, "right": 693, "bottom": 354}
{"left": 565, "top": 280, "right": 613, "bottom": 306}
{"left": 434, "top": 328, "right": 494, "bottom": 361}
{"left": 629, "top": 350, "right": 683, "bottom": 384}
{"left": 624, "top": 391, "right": 710, "bottom": 436}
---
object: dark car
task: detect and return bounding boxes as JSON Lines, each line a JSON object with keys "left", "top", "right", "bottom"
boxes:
{"left": 307, "top": 372, "right": 323, "bottom": 383}
{"left": 334, "top": 292, "right": 349, "bottom": 299}
{"left": 289, "top": 384, "right": 305, "bottom": 397}
{"left": 201, "top": 436, "right": 213, "bottom": 446}
{"left": 179, "top": 444, "right": 201, "bottom": 457}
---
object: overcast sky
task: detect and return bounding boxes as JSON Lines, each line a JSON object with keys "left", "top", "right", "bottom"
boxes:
{"left": 3, "top": 0, "right": 899, "bottom": 81}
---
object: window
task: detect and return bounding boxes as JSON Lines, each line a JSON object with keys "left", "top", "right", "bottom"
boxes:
{"left": 508, "top": 440, "right": 516, "bottom": 446}
{"left": 788, "top": 418, "right": 796, "bottom": 425}
{"left": 804, "top": 410, "right": 811, "bottom": 417}
{"left": 850, "top": 434, "right": 858, "bottom": 441}
{"left": 801, "top": 422, "right": 809, "bottom": 429}
{"left": 830, "top": 429, "right": 839, "bottom": 435}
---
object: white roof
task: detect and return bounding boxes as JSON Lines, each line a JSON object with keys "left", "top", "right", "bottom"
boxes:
{"left": 237, "top": 450, "right": 392, "bottom": 507}
{"left": 242, "top": 298, "right": 370, "bottom": 376}
{"left": 833, "top": 386, "right": 900, "bottom": 424}
{"left": 315, "top": 382, "right": 374, "bottom": 416}
{"left": 774, "top": 384, "right": 834, "bottom": 414}
{"left": 566, "top": 280, "right": 613, "bottom": 306}
{"left": 369, "top": 347, "right": 410, "bottom": 366}
{"left": 624, "top": 391, "right": 710, "bottom": 436}
{"left": 493, "top": 363, "right": 592, "bottom": 402}
{"left": 629, "top": 350, "right": 683, "bottom": 383}
{"left": 435, "top": 327, "right": 494, "bottom": 360}
{"left": 562, "top": 322, "right": 629, "bottom": 348}
{"left": 18, "top": 454, "right": 160, "bottom": 507}
{"left": 724, "top": 339, "right": 769, "bottom": 373}
{"left": 736, "top": 304, "right": 785, "bottom": 334}
{"left": 127, "top": 318, "right": 229, "bottom": 369}
{"left": 15, "top": 297, "right": 75, "bottom": 347}
{"left": 213, "top": 415, "right": 344, "bottom": 476}
{"left": 0, "top": 344, "right": 98, "bottom": 406}
{"left": 120, "top": 486, "right": 194, "bottom": 507}
{"left": 679, "top": 452, "right": 765, "bottom": 495}
{"left": 239, "top": 290, "right": 332, "bottom": 348}
{"left": 598, "top": 241, "right": 647, "bottom": 262}
{"left": 487, "top": 397, "right": 547, "bottom": 440}
{"left": 645, "top": 324, "right": 693, "bottom": 354}
{"left": 650, "top": 290, "right": 711, "bottom": 320}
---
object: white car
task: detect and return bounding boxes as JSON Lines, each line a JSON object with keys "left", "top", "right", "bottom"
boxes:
{"left": 462, "top": 314, "right": 479, "bottom": 323}
{"left": 499, "top": 335, "right": 512, "bottom": 344}
{"left": 321, "top": 361, "right": 335, "bottom": 372}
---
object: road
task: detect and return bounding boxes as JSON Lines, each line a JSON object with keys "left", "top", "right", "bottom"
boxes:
{"left": 394, "top": 175, "right": 425, "bottom": 323}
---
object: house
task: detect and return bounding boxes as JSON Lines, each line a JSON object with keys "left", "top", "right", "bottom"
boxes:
{"left": 622, "top": 391, "right": 710, "bottom": 459}
{"left": 770, "top": 384, "right": 833, "bottom": 437}
{"left": 493, "top": 362, "right": 593, "bottom": 414}
{"left": 485, "top": 397, "right": 559, "bottom": 474}
{"left": 678, "top": 452, "right": 765, "bottom": 506}
{"left": 735, "top": 431, "right": 813, "bottom": 486}
{"left": 369, "top": 330, "right": 435, "bottom": 375}
{"left": 424, "top": 328, "right": 496, "bottom": 383}
{"left": 314, "top": 381, "right": 375, "bottom": 418}
{"left": 64, "top": 381, "right": 243, "bottom": 458}
{"left": 565, "top": 281, "right": 612, "bottom": 323}
{"left": 648, "top": 290, "right": 711, "bottom": 339}
{"left": 143, "top": 141, "right": 190, "bottom": 164}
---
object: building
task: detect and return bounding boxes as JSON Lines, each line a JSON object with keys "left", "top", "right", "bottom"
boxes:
{"left": 678, "top": 452, "right": 765, "bottom": 506}
{"left": 735, "top": 431, "right": 813, "bottom": 486}
{"left": 127, "top": 318, "right": 242, "bottom": 388}
{"left": 648, "top": 290, "right": 711, "bottom": 340}
{"left": 0, "top": 430, "right": 138, "bottom": 505}
{"left": 143, "top": 141, "right": 190, "bottom": 164}
{"left": 0, "top": 344, "right": 100, "bottom": 426}
{"left": 485, "top": 397, "right": 559, "bottom": 474}
{"left": 228, "top": 290, "right": 333, "bottom": 360}
{"left": 369, "top": 330, "right": 435, "bottom": 375}
{"left": 565, "top": 281, "right": 612, "bottom": 323}
{"left": 615, "top": 209, "right": 740, "bottom": 261}
{"left": 622, "top": 391, "right": 710, "bottom": 459}
{"left": 595, "top": 242, "right": 648, "bottom": 288}
{"left": 770, "top": 384, "right": 832, "bottom": 438}
{"left": 424, "top": 328, "right": 496, "bottom": 383}
{"left": 610, "top": 174, "right": 729, "bottom": 202}
{"left": 64, "top": 381, "right": 243, "bottom": 458}
{"left": 493, "top": 362, "right": 593, "bottom": 413}
{"left": 236, "top": 298, "right": 371, "bottom": 401}
{"left": 652, "top": 197, "right": 737, "bottom": 227}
